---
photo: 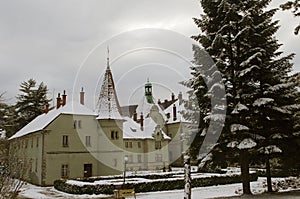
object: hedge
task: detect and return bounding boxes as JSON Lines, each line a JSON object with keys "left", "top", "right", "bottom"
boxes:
{"left": 54, "top": 172, "right": 258, "bottom": 195}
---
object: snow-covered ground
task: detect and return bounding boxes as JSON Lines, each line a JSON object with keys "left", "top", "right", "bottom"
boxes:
{"left": 18, "top": 177, "right": 300, "bottom": 199}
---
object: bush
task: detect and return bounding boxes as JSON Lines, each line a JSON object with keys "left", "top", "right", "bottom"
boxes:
{"left": 54, "top": 172, "right": 258, "bottom": 195}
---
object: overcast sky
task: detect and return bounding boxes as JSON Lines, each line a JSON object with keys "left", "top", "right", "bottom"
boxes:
{"left": 0, "top": 0, "right": 299, "bottom": 109}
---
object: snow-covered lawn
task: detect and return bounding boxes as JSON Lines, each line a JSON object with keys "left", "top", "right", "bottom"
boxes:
{"left": 18, "top": 177, "right": 300, "bottom": 199}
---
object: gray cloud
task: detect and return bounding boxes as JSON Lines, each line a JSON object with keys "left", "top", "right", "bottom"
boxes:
{"left": 0, "top": 0, "right": 298, "bottom": 108}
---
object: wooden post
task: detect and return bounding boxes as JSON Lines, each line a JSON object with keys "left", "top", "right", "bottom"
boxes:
{"left": 184, "top": 155, "right": 191, "bottom": 199}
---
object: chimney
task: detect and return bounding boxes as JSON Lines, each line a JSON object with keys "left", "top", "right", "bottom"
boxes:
{"left": 171, "top": 93, "right": 175, "bottom": 102}
{"left": 62, "top": 90, "right": 67, "bottom": 106}
{"left": 173, "top": 104, "right": 177, "bottom": 121}
{"left": 133, "top": 112, "right": 137, "bottom": 122}
{"left": 178, "top": 92, "right": 183, "bottom": 105}
{"left": 80, "top": 87, "right": 85, "bottom": 105}
{"left": 45, "top": 103, "right": 49, "bottom": 114}
{"left": 140, "top": 113, "right": 144, "bottom": 131}
{"left": 158, "top": 99, "right": 161, "bottom": 104}
{"left": 56, "top": 93, "right": 61, "bottom": 109}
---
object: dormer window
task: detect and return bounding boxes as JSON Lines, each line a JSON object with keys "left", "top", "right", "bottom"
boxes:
{"left": 111, "top": 131, "right": 119, "bottom": 140}
{"left": 155, "top": 141, "right": 162, "bottom": 149}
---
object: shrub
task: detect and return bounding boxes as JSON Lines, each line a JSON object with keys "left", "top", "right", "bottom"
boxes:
{"left": 54, "top": 172, "right": 258, "bottom": 195}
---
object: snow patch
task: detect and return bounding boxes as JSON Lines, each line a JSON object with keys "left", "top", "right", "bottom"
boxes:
{"left": 258, "top": 145, "right": 282, "bottom": 154}
{"left": 237, "top": 138, "right": 256, "bottom": 149}
{"left": 230, "top": 124, "right": 249, "bottom": 132}
{"left": 253, "top": 98, "right": 274, "bottom": 107}
{"left": 227, "top": 141, "right": 239, "bottom": 148}
{"left": 231, "top": 102, "right": 249, "bottom": 114}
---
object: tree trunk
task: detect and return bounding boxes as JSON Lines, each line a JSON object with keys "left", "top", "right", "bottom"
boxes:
{"left": 240, "top": 150, "right": 251, "bottom": 195}
{"left": 265, "top": 155, "right": 273, "bottom": 192}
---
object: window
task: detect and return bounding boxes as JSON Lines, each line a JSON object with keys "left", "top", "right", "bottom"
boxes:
{"left": 85, "top": 136, "right": 91, "bottom": 147}
{"left": 125, "top": 142, "right": 132, "bottom": 148}
{"left": 73, "top": 120, "right": 77, "bottom": 129}
{"left": 31, "top": 138, "right": 33, "bottom": 148}
{"left": 155, "top": 154, "right": 162, "bottom": 162}
{"left": 137, "top": 155, "right": 142, "bottom": 163}
{"left": 35, "top": 158, "right": 38, "bottom": 172}
{"left": 111, "top": 131, "right": 115, "bottom": 139}
{"left": 138, "top": 142, "right": 141, "bottom": 148}
{"left": 62, "top": 135, "right": 69, "bottom": 147}
{"left": 25, "top": 139, "right": 28, "bottom": 148}
{"left": 111, "top": 131, "right": 119, "bottom": 140}
{"left": 155, "top": 141, "right": 162, "bottom": 149}
{"left": 61, "top": 164, "right": 69, "bottom": 178}
{"left": 36, "top": 137, "right": 39, "bottom": 148}
{"left": 29, "top": 159, "right": 33, "bottom": 173}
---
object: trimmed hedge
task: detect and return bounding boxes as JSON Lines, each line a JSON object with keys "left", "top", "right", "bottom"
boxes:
{"left": 54, "top": 172, "right": 258, "bottom": 195}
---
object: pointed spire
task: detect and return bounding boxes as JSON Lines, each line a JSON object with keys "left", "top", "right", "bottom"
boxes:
{"left": 106, "top": 46, "right": 110, "bottom": 71}
{"left": 96, "top": 49, "right": 123, "bottom": 120}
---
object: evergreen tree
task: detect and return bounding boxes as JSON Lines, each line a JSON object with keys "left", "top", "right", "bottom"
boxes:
{"left": 0, "top": 93, "right": 19, "bottom": 138}
{"left": 181, "top": 45, "right": 226, "bottom": 168}
{"left": 191, "top": 0, "right": 299, "bottom": 194}
{"left": 15, "top": 79, "right": 50, "bottom": 132}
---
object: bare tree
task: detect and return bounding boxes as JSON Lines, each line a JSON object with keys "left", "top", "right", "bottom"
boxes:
{"left": 0, "top": 139, "right": 27, "bottom": 199}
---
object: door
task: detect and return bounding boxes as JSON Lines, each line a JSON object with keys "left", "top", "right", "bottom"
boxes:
{"left": 84, "top": 164, "right": 92, "bottom": 178}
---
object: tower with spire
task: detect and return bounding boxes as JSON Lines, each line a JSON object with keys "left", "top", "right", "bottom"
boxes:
{"left": 145, "top": 78, "right": 154, "bottom": 104}
{"left": 96, "top": 47, "right": 123, "bottom": 120}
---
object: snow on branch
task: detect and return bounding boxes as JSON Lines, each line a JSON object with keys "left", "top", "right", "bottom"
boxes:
{"left": 227, "top": 141, "right": 239, "bottom": 148}
{"left": 268, "top": 83, "right": 294, "bottom": 92}
{"left": 198, "top": 153, "right": 213, "bottom": 168}
{"left": 253, "top": 98, "right": 274, "bottom": 107}
{"left": 238, "top": 65, "right": 260, "bottom": 77}
{"left": 272, "top": 107, "right": 292, "bottom": 114}
{"left": 233, "top": 26, "right": 250, "bottom": 41}
{"left": 270, "top": 133, "right": 288, "bottom": 139}
{"left": 258, "top": 145, "right": 282, "bottom": 154}
{"left": 293, "top": 132, "right": 300, "bottom": 136}
{"left": 230, "top": 124, "right": 249, "bottom": 132}
{"left": 231, "top": 102, "right": 249, "bottom": 114}
{"left": 237, "top": 138, "right": 257, "bottom": 150}
{"left": 204, "top": 114, "right": 226, "bottom": 122}
{"left": 240, "top": 52, "right": 262, "bottom": 68}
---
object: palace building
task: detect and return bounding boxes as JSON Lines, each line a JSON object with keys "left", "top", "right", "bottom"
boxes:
{"left": 9, "top": 54, "right": 189, "bottom": 186}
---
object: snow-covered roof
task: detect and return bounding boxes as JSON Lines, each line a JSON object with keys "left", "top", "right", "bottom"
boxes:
{"left": 123, "top": 117, "right": 170, "bottom": 140}
{"left": 9, "top": 101, "right": 97, "bottom": 140}
{"left": 136, "top": 96, "right": 166, "bottom": 120}
{"left": 164, "top": 100, "right": 190, "bottom": 124}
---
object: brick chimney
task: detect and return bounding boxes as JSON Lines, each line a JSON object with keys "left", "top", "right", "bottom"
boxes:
{"left": 173, "top": 104, "right": 177, "bottom": 121}
{"left": 171, "top": 93, "right": 175, "bottom": 102}
{"left": 62, "top": 90, "right": 67, "bottom": 106}
{"left": 140, "top": 113, "right": 144, "bottom": 131}
{"left": 45, "top": 103, "right": 49, "bottom": 114}
{"left": 56, "top": 93, "right": 61, "bottom": 109}
{"left": 80, "top": 87, "right": 85, "bottom": 105}
{"left": 133, "top": 112, "right": 137, "bottom": 122}
{"left": 178, "top": 92, "right": 183, "bottom": 105}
